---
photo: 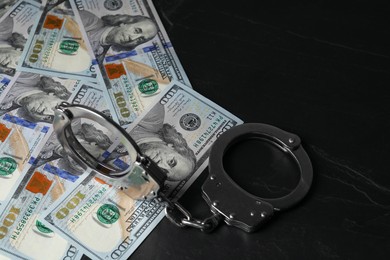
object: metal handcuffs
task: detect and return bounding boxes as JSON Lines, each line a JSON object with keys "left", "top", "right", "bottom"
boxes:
{"left": 53, "top": 102, "right": 313, "bottom": 233}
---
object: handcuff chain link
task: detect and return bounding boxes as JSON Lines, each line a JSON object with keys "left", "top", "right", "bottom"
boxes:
{"left": 164, "top": 201, "right": 222, "bottom": 233}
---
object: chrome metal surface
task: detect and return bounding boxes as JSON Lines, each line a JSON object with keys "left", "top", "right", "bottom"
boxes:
{"left": 202, "top": 123, "right": 313, "bottom": 232}
{"left": 164, "top": 201, "right": 222, "bottom": 233}
{"left": 53, "top": 104, "right": 312, "bottom": 233}
{"left": 53, "top": 102, "right": 165, "bottom": 195}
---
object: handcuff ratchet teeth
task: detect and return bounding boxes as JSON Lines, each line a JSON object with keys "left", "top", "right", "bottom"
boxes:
{"left": 53, "top": 102, "right": 313, "bottom": 233}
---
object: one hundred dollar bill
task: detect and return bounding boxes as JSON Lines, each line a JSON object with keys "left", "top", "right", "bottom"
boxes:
{"left": 0, "top": 113, "right": 48, "bottom": 208}
{"left": 0, "top": 79, "right": 120, "bottom": 259}
{"left": 28, "top": 81, "right": 122, "bottom": 177}
{"left": 0, "top": 0, "right": 41, "bottom": 81}
{"left": 0, "top": 71, "right": 84, "bottom": 208}
{"left": 0, "top": 71, "right": 79, "bottom": 127}
{"left": 41, "top": 81, "right": 243, "bottom": 260}
{"left": 0, "top": 160, "right": 84, "bottom": 260}
{"left": 0, "top": 72, "right": 100, "bottom": 210}
{"left": 18, "top": 0, "right": 101, "bottom": 81}
{"left": 43, "top": 173, "right": 162, "bottom": 260}
{"left": 71, "top": 0, "right": 192, "bottom": 127}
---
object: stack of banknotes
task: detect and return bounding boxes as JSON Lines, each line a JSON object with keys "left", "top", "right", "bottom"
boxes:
{"left": 0, "top": 1, "right": 242, "bottom": 259}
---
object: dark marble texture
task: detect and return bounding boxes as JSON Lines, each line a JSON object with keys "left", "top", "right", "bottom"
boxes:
{"left": 127, "top": 0, "right": 390, "bottom": 259}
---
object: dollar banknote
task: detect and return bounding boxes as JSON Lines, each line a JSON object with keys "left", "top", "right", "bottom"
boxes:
{"left": 0, "top": 157, "right": 84, "bottom": 260}
{"left": 71, "top": 0, "right": 192, "bottom": 127}
{"left": 27, "top": 81, "right": 123, "bottom": 176}
{"left": 0, "top": 79, "right": 120, "bottom": 260}
{"left": 0, "top": 71, "right": 79, "bottom": 127}
{"left": 41, "top": 81, "right": 243, "bottom": 260}
{"left": 41, "top": 171, "right": 166, "bottom": 260}
{"left": 0, "top": 0, "right": 41, "bottom": 81}
{"left": 0, "top": 72, "right": 94, "bottom": 209}
{"left": 18, "top": 0, "right": 101, "bottom": 81}
{"left": 0, "top": 113, "right": 48, "bottom": 209}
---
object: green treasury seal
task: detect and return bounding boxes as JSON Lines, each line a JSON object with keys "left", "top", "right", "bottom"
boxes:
{"left": 0, "top": 157, "right": 17, "bottom": 177}
{"left": 97, "top": 204, "right": 120, "bottom": 224}
{"left": 36, "top": 220, "right": 53, "bottom": 234}
{"left": 138, "top": 79, "right": 159, "bottom": 96}
{"left": 59, "top": 40, "right": 79, "bottom": 55}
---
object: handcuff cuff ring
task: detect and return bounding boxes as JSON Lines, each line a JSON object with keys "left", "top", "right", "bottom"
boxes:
{"left": 202, "top": 123, "right": 313, "bottom": 232}
{"left": 53, "top": 102, "right": 166, "bottom": 195}
{"left": 53, "top": 103, "right": 313, "bottom": 233}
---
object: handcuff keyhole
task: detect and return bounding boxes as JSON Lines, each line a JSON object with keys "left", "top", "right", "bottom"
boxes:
{"left": 222, "top": 138, "right": 301, "bottom": 199}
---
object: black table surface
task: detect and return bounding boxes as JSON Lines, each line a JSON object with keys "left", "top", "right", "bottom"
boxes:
{"left": 128, "top": 0, "right": 390, "bottom": 259}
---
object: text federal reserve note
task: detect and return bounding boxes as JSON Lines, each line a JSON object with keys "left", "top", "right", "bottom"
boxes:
{"left": 18, "top": 0, "right": 100, "bottom": 81}
{"left": 41, "top": 81, "right": 242, "bottom": 259}
{"left": 71, "top": 0, "right": 192, "bottom": 127}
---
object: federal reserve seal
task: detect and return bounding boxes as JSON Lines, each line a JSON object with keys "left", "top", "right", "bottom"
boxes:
{"left": 180, "top": 113, "right": 201, "bottom": 131}
{"left": 0, "top": 157, "right": 17, "bottom": 177}
{"left": 97, "top": 204, "right": 120, "bottom": 224}
{"left": 104, "top": 0, "right": 123, "bottom": 11}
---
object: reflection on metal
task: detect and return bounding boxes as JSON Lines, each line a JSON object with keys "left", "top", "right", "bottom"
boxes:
{"left": 54, "top": 104, "right": 313, "bottom": 233}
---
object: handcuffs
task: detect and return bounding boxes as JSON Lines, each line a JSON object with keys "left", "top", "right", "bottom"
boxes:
{"left": 53, "top": 102, "right": 313, "bottom": 233}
